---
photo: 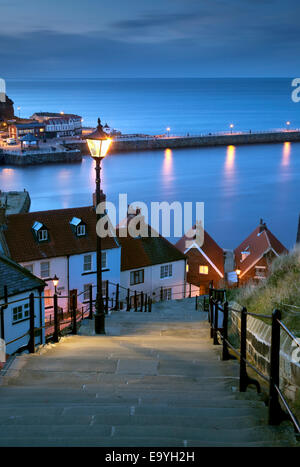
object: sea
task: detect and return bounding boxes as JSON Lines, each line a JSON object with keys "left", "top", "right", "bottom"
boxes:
{"left": 0, "top": 78, "right": 299, "bottom": 249}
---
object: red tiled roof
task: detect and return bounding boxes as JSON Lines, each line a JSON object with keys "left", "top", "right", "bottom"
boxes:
{"left": 4, "top": 206, "right": 119, "bottom": 263}
{"left": 117, "top": 227, "right": 185, "bottom": 271}
{"left": 234, "top": 221, "right": 288, "bottom": 277}
{"left": 175, "top": 227, "right": 224, "bottom": 275}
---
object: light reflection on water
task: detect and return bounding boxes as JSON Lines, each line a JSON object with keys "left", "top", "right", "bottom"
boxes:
{"left": 0, "top": 142, "right": 299, "bottom": 249}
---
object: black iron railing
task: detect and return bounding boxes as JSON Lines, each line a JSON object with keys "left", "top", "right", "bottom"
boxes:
{"left": 208, "top": 286, "right": 300, "bottom": 435}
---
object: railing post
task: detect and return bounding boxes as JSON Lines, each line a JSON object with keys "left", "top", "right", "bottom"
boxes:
{"left": 222, "top": 301, "right": 230, "bottom": 360}
{"left": 53, "top": 293, "right": 59, "bottom": 343}
{"left": 268, "top": 309, "right": 282, "bottom": 425}
{"left": 105, "top": 281, "right": 109, "bottom": 314}
{"left": 209, "top": 296, "right": 214, "bottom": 338}
{"left": 144, "top": 294, "right": 148, "bottom": 312}
{"left": 239, "top": 307, "right": 248, "bottom": 392}
{"left": 28, "top": 292, "right": 35, "bottom": 354}
{"left": 189, "top": 282, "right": 191, "bottom": 298}
{"left": 195, "top": 295, "right": 198, "bottom": 311}
{"left": 140, "top": 291, "right": 144, "bottom": 312}
{"left": 213, "top": 300, "right": 220, "bottom": 345}
{"left": 160, "top": 287, "right": 163, "bottom": 301}
{"left": 134, "top": 291, "right": 138, "bottom": 312}
{"left": 114, "top": 283, "right": 119, "bottom": 311}
{"left": 71, "top": 293, "right": 77, "bottom": 335}
{"left": 148, "top": 297, "right": 152, "bottom": 313}
{"left": 126, "top": 288, "right": 130, "bottom": 311}
{"left": 88, "top": 285, "right": 93, "bottom": 319}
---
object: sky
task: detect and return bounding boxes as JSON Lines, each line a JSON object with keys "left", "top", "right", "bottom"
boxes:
{"left": 1, "top": 0, "right": 300, "bottom": 78}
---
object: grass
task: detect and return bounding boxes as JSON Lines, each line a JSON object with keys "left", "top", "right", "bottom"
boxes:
{"left": 226, "top": 245, "right": 300, "bottom": 334}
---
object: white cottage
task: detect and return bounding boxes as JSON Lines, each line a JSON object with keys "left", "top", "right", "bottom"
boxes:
{"left": 0, "top": 204, "right": 121, "bottom": 317}
{"left": 0, "top": 252, "right": 46, "bottom": 357}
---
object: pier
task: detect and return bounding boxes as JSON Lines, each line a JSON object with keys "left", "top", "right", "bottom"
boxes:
{"left": 70, "top": 129, "right": 300, "bottom": 155}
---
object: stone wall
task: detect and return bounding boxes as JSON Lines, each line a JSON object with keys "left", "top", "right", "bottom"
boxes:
{"left": 68, "top": 130, "right": 300, "bottom": 156}
{"left": 0, "top": 150, "right": 82, "bottom": 166}
{"left": 230, "top": 311, "right": 300, "bottom": 403}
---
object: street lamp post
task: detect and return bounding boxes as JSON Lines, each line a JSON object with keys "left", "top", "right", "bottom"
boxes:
{"left": 52, "top": 274, "right": 59, "bottom": 294}
{"left": 230, "top": 123, "right": 234, "bottom": 134}
{"left": 236, "top": 269, "right": 241, "bottom": 288}
{"left": 85, "top": 118, "right": 112, "bottom": 335}
{"left": 286, "top": 121, "right": 291, "bottom": 131}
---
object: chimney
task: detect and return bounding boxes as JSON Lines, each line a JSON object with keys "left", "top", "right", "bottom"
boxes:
{"left": 259, "top": 218, "right": 267, "bottom": 233}
{"left": 297, "top": 214, "right": 300, "bottom": 244}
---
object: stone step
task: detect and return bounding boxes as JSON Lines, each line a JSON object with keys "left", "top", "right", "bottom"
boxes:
{"left": 0, "top": 435, "right": 294, "bottom": 448}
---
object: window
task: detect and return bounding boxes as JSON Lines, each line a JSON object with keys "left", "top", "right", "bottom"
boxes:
{"left": 102, "top": 251, "right": 107, "bottom": 269}
{"left": 83, "top": 254, "right": 92, "bottom": 272}
{"left": 38, "top": 229, "right": 48, "bottom": 242}
{"left": 24, "top": 264, "right": 33, "bottom": 274}
{"left": 83, "top": 284, "right": 92, "bottom": 301}
{"left": 160, "top": 264, "right": 173, "bottom": 279}
{"left": 199, "top": 265, "right": 209, "bottom": 274}
{"left": 130, "top": 269, "right": 144, "bottom": 285}
{"left": 77, "top": 224, "right": 86, "bottom": 236}
{"left": 12, "top": 303, "right": 29, "bottom": 323}
{"left": 40, "top": 261, "right": 50, "bottom": 278}
{"left": 162, "top": 288, "right": 172, "bottom": 300}
{"left": 255, "top": 266, "right": 266, "bottom": 278}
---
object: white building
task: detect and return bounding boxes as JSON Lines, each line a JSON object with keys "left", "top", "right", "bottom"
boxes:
{"left": 31, "top": 112, "right": 82, "bottom": 137}
{"left": 0, "top": 204, "right": 121, "bottom": 318}
{"left": 117, "top": 218, "right": 187, "bottom": 304}
{"left": 0, "top": 252, "right": 46, "bottom": 356}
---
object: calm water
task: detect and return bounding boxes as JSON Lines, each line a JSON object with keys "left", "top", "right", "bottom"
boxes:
{"left": 1, "top": 78, "right": 299, "bottom": 249}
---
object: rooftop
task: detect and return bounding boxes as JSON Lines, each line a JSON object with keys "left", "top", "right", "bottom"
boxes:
{"left": 3, "top": 206, "right": 119, "bottom": 263}
{"left": 0, "top": 252, "right": 45, "bottom": 299}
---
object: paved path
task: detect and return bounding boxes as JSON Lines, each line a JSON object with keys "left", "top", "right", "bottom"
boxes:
{"left": 0, "top": 298, "right": 296, "bottom": 447}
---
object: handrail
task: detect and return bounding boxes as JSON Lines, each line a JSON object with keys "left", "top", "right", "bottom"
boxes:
{"left": 277, "top": 320, "right": 300, "bottom": 348}
{"left": 208, "top": 286, "right": 300, "bottom": 435}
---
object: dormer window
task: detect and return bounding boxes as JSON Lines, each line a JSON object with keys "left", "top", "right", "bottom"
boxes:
{"left": 70, "top": 217, "right": 86, "bottom": 237}
{"left": 32, "top": 221, "right": 48, "bottom": 242}
{"left": 77, "top": 224, "right": 86, "bottom": 236}
{"left": 241, "top": 247, "right": 250, "bottom": 262}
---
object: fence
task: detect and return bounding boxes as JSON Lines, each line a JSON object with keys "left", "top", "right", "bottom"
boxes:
{"left": 208, "top": 286, "right": 300, "bottom": 435}
{"left": 0, "top": 279, "right": 204, "bottom": 356}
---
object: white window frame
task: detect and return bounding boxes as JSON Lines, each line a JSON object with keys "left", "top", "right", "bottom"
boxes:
{"left": 83, "top": 254, "right": 92, "bottom": 272}
{"left": 160, "top": 264, "right": 173, "bottom": 279}
{"left": 102, "top": 251, "right": 107, "bottom": 269}
{"left": 77, "top": 224, "right": 86, "bottom": 236}
{"left": 83, "top": 283, "right": 92, "bottom": 301}
{"left": 162, "top": 288, "right": 172, "bottom": 301}
{"left": 38, "top": 229, "right": 48, "bottom": 241}
{"left": 40, "top": 261, "right": 50, "bottom": 278}
{"left": 12, "top": 302, "right": 30, "bottom": 323}
{"left": 130, "top": 269, "right": 144, "bottom": 286}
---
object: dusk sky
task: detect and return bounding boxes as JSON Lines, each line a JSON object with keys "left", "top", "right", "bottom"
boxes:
{"left": 1, "top": 0, "right": 300, "bottom": 78}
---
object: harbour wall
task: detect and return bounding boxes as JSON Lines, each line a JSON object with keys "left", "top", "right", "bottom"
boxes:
{"left": 0, "top": 150, "right": 82, "bottom": 166}
{"left": 70, "top": 130, "right": 300, "bottom": 155}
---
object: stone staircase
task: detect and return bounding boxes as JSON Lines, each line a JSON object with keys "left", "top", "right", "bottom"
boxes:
{"left": 0, "top": 298, "right": 297, "bottom": 447}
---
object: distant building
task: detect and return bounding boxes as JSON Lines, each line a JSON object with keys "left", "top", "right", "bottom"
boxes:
{"left": 8, "top": 119, "right": 45, "bottom": 140}
{"left": 0, "top": 252, "right": 46, "bottom": 356}
{"left": 117, "top": 210, "right": 187, "bottom": 303}
{"left": 0, "top": 95, "right": 14, "bottom": 122}
{"left": 234, "top": 219, "right": 288, "bottom": 285}
{"left": 0, "top": 197, "right": 121, "bottom": 316}
{"left": 176, "top": 227, "right": 224, "bottom": 295}
{"left": 31, "top": 112, "right": 82, "bottom": 137}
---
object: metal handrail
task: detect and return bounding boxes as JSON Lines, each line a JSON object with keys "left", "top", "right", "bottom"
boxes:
{"left": 208, "top": 286, "right": 300, "bottom": 435}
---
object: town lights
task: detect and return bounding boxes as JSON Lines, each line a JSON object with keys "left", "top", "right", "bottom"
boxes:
{"left": 85, "top": 118, "right": 113, "bottom": 335}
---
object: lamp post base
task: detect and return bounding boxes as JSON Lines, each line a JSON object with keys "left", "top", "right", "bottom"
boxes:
{"left": 94, "top": 313, "right": 106, "bottom": 335}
